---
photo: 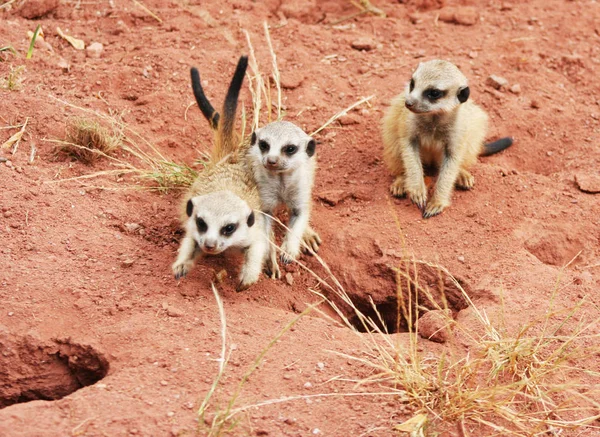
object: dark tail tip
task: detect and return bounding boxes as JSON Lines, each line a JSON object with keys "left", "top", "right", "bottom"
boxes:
{"left": 190, "top": 67, "right": 219, "bottom": 130}
{"left": 482, "top": 137, "right": 513, "bottom": 157}
{"left": 221, "top": 56, "right": 248, "bottom": 132}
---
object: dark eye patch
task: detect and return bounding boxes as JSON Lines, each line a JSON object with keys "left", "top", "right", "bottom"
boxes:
{"left": 283, "top": 145, "right": 298, "bottom": 156}
{"left": 258, "top": 140, "right": 270, "bottom": 153}
{"left": 409, "top": 78, "right": 415, "bottom": 92}
{"left": 196, "top": 217, "right": 207, "bottom": 233}
{"left": 221, "top": 223, "right": 238, "bottom": 236}
{"left": 424, "top": 88, "right": 446, "bottom": 101}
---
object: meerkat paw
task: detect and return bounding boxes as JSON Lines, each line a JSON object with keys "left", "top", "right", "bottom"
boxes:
{"left": 389, "top": 177, "right": 407, "bottom": 197}
{"left": 237, "top": 269, "right": 260, "bottom": 292}
{"left": 422, "top": 198, "right": 449, "bottom": 218}
{"left": 406, "top": 185, "right": 428, "bottom": 210}
{"left": 302, "top": 227, "right": 322, "bottom": 255}
{"left": 172, "top": 259, "right": 194, "bottom": 280}
{"left": 265, "top": 252, "right": 281, "bottom": 279}
{"left": 455, "top": 169, "right": 475, "bottom": 190}
{"left": 280, "top": 240, "right": 301, "bottom": 265}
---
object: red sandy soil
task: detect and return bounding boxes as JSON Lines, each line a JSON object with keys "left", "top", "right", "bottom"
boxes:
{"left": 1, "top": 0, "right": 600, "bottom": 436}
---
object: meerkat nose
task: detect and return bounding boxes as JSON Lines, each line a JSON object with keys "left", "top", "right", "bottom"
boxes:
{"left": 204, "top": 241, "right": 217, "bottom": 250}
{"left": 267, "top": 156, "right": 279, "bottom": 165}
{"left": 405, "top": 99, "right": 415, "bottom": 108}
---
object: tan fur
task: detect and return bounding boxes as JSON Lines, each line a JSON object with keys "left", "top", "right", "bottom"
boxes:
{"left": 382, "top": 59, "right": 489, "bottom": 218}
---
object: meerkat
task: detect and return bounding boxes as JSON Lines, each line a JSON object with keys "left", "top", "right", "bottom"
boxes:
{"left": 172, "top": 56, "right": 270, "bottom": 291}
{"left": 246, "top": 121, "right": 322, "bottom": 272}
{"left": 382, "top": 59, "right": 513, "bottom": 218}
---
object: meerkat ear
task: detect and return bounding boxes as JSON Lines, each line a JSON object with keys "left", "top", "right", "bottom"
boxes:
{"left": 251, "top": 132, "right": 257, "bottom": 145}
{"left": 186, "top": 199, "right": 194, "bottom": 217}
{"left": 306, "top": 139, "right": 316, "bottom": 157}
{"left": 457, "top": 86, "right": 470, "bottom": 103}
{"left": 247, "top": 211, "right": 255, "bottom": 227}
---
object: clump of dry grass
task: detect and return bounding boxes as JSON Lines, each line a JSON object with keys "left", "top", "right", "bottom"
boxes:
{"left": 2, "top": 65, "right": 25, "bottom": 90}
{"left": 62, "top": 117, "right": 121, "bottom": 164}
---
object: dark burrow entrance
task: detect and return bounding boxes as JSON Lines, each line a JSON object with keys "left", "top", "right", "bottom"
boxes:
{"left": 345, "top": 261, "right": 471, "bottom": 334}
{"left": 0, "top": 334, "right": 109, "bottom": 409}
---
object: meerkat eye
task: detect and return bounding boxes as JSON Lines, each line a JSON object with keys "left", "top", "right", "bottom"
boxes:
{"left": 424, "top": 88, "right": 445, "bottom": 101}
{"left": 409, "top": 78, "right": 415, "bottom": 92}
{"left": 221, "top": 223, "right": 238, "bottom": 236}
{"left": 283, "top": 145, "right": 298, "bottom": 156}
{"left": 196, "top": 217, "right": 208, "bottom": 233}
{"left": 258, "top": 140, "right": 270, "bottom": 153}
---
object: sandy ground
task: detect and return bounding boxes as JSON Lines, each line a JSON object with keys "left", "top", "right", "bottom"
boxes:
{"left": 1, "top": 0, "right": 600, "bottom": 435}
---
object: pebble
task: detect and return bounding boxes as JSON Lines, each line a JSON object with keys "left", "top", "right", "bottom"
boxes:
{"left": 457, "top": 256, "right": 465, "bottom": 263}
{"left": 5, "top": 160, "right": 13, "bottom": 168}
{"left": 166, "top": 306, "right": 184, "bottom": 317}
{"left": 438, "top": 6, "right": 480, "bottom": 26}
{"left": 351, "top": 38, "right": 376, "bottom": 51}
{"left": 574, "top": 173, "right": 600, "bottom": 193}
{"left": 285, "top": 273, "right": 294, "bottom": 286}
{"left": 486, "top": 74, "right": 509, "bottom": 90}
{"left": 121, "top": 259, "right": 135, "bottom": 268}
{"left": 303, "top": 382, "right": 313, "bottom": 389}
{"left": 3, "top": 211, "right": 12, "bottom": 218}
{"left": 0, "top": 157, "right": 6, "bottom": 163}
{"left": 509, "top": 83, "right": 521, "bottom": 94}
{"left": 160, "top": 380, "right": 168, "bottom": 386}
{"left": 417, "top": 309, "right": 453, "bottom": 343}
{"left": 280, "top": 71, "right": 304, "bottom": 90}
{"left": 86, "top": 42, "right": 104, "bottom": 59}
{"left": 316, "top": 362, "right": 325, "bottom": 371}
{"left": 337, "top": 114, "right": 360, "bottom": 126}
{"left": 530, "top": 99, "right": 541, "bottom": 109}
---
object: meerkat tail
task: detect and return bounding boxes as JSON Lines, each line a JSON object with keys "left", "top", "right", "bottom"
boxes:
{"left": 214, "top": 55, "right": 248, "bottom": 162}
{"left": 190, "top": 67, "right": 220, "bottom": 130}
{"left": 481, "top": 137, "right": 513, "bottom": 157}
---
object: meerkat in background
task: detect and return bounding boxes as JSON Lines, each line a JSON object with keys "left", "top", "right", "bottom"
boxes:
{"left": 382, "top": 59, "right": 513, "bottom": 218}
{"left": 172, "top": 56, "right": 269, "bottom": 291}
{"left": 247, "top": 121, "right": 322, "bottom": 270}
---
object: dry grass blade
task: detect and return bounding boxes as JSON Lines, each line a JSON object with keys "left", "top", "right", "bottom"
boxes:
{"left": 132, "top": 0, "right": 162, "bottom": 23}
{"left": 263, "top": 22, "right": 282, "bottom": 121}
{"left": 310, "top": 95, "right": 374, "bottom": 137}
{"left": 56, "top": 27, "right": 85, "bottom": 50}
{"left": 1, "top": 118, "right": 28, "bottom": 153}
{"left": 2, "top": 65, "right": 25, "bottom": 90}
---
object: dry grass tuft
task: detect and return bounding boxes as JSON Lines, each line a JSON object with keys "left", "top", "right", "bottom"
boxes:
{"left": 2, "top": 65, "right": 25, "bottom": 91}
{"left": 62, "top": 117, "right": 121, "bottom": 164}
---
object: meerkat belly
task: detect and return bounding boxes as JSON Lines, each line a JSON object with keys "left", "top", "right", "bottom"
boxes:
{"left": 418, "top": 134, "right": 445, "bottom": 168}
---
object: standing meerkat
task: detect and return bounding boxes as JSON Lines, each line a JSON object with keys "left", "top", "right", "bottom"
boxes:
{"left": 382, "top": 59, "right": 513, "bottom": 218}
{"left": 246, "top": 121, "right": 322, "bottom": 272}
{"left": 172, "top": 56, "right": 269, "bottom": 291}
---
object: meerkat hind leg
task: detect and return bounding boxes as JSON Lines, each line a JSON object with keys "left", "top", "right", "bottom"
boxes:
{"left": 301, "top": 226, "right": 322, "bottom": 255}
{"left": 455, "top": 168, "right": 474, "bottom": 190}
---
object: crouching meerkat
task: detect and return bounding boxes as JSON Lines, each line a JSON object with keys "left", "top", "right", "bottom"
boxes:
{"left": 172, "top": 56, "right": 269, "bottom": 291}
{"left": 244, "top": 121, "right": 321, "bottom": 277}
{"left": 382, "top": 59, "right": 513, "bottom": 218}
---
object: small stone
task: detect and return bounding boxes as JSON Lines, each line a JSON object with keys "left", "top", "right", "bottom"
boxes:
{"left": 18, "top": 0, "right": 59, "bottom": 19}
{"left": 215, "top": 269, "right": 227, "bottom": 283}
{"left": 457, "top": 256, "right": 465, "bottom": 263}
{"left": 509, "top": 83, "right": 521, "bottom": 94}
{"left": 5, "top": 160, "right": 13, "bottom": 168}
{"left": 166, "top": 411, "right": 174, "bottom": 417}
{"left": 8, "top": 312, "right": 14, "bottom": 317}
{"left": 3, "top": 210, "right": 12, "bottom": 218}
{"left": 317, "top": 189, "right": 349, "bottom": 206}
{"left": 285, "top": 273, "right": 294, "bottom": 286}
{"left": 124, "top": 222, "right": 141, "bottom": 233}
{"left": 283, "top": 374, "right": 293, "bottom": 380}
{"left": 166, "top": 306, "right": 184, "bottom": 317}
{"left": 303, "top": 382, "right": 313, "bottom": 389}
{"left": 438, "top": 6, "right": 479, "bottom": 26}
{"left": 574, "top": 173, "right": 600, "bottom": 194}
{"left": 160, "top": 380, "right": 168, "bottom": 386}
{"left": 351, "top": 38, "right": 376, "bottom": 51}
{"left": 57, "top": 57, "right": 70, "bottom": 72}
{"left": 468, "top": 51, "right": 478, "bottom": 59}
{"left": 316, "top": 362, "right": 325, "bottom": 371}
{"left": 15, "top": 167, "right": 23, "bottom": 173}
{"left": 312, "top": 429, "right": 321, "bottom": 435}
{"left": 417, "top": 309, "right": 453, "bottom": 343}
{"left": 280, "top": 71, "right": 304, "bottom": 90}
{"left": 486, "top": 74, "right": 509, "bottom": 90}
{"left": 121, "top": 259, "right": 135, "bottom": 268}
{"left": 0, "top": 157, "right": 6, "bottom": 163}
{"left": 337, "top": 114, "right": 359, "bottom": 126}
{"left": 530, "top": 99, "right": 541, "bottom": 109}
{"left": 86, "top": 42, "right": 104, "bottom": 59}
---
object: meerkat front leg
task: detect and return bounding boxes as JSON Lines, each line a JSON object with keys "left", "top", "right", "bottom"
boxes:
{"left": 423, "top": 151, "right": 462, "bottom": 218}
{"left": 262, "top": 214, "right": 281, "bottom": 279}
{"left": 280, "top": 207, "right": 309, "bottom": 264}
{"left": 237, "top": 235, "right": 268, "bottom": 291}
{"left": 400, "top": 137, "right": 427, "bottom": 209}
{"left": 302, "top": 226, "right": 322, "bottom": 255}
{"left": 172, "top": 233, "right": 198, "bottom": 279}
{"left": 455, "top": 168, "right": 475, "bottom": 190}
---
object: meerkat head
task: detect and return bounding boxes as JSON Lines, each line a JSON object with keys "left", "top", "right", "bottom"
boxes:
{"left": 249, "top": 121, "right": 316, "bottom": 174}
{"left": 404, "top": 60, "right": 470, "bottom": 115}
{"left": 185, "top": 191, "right": 256, "bottom": 255}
